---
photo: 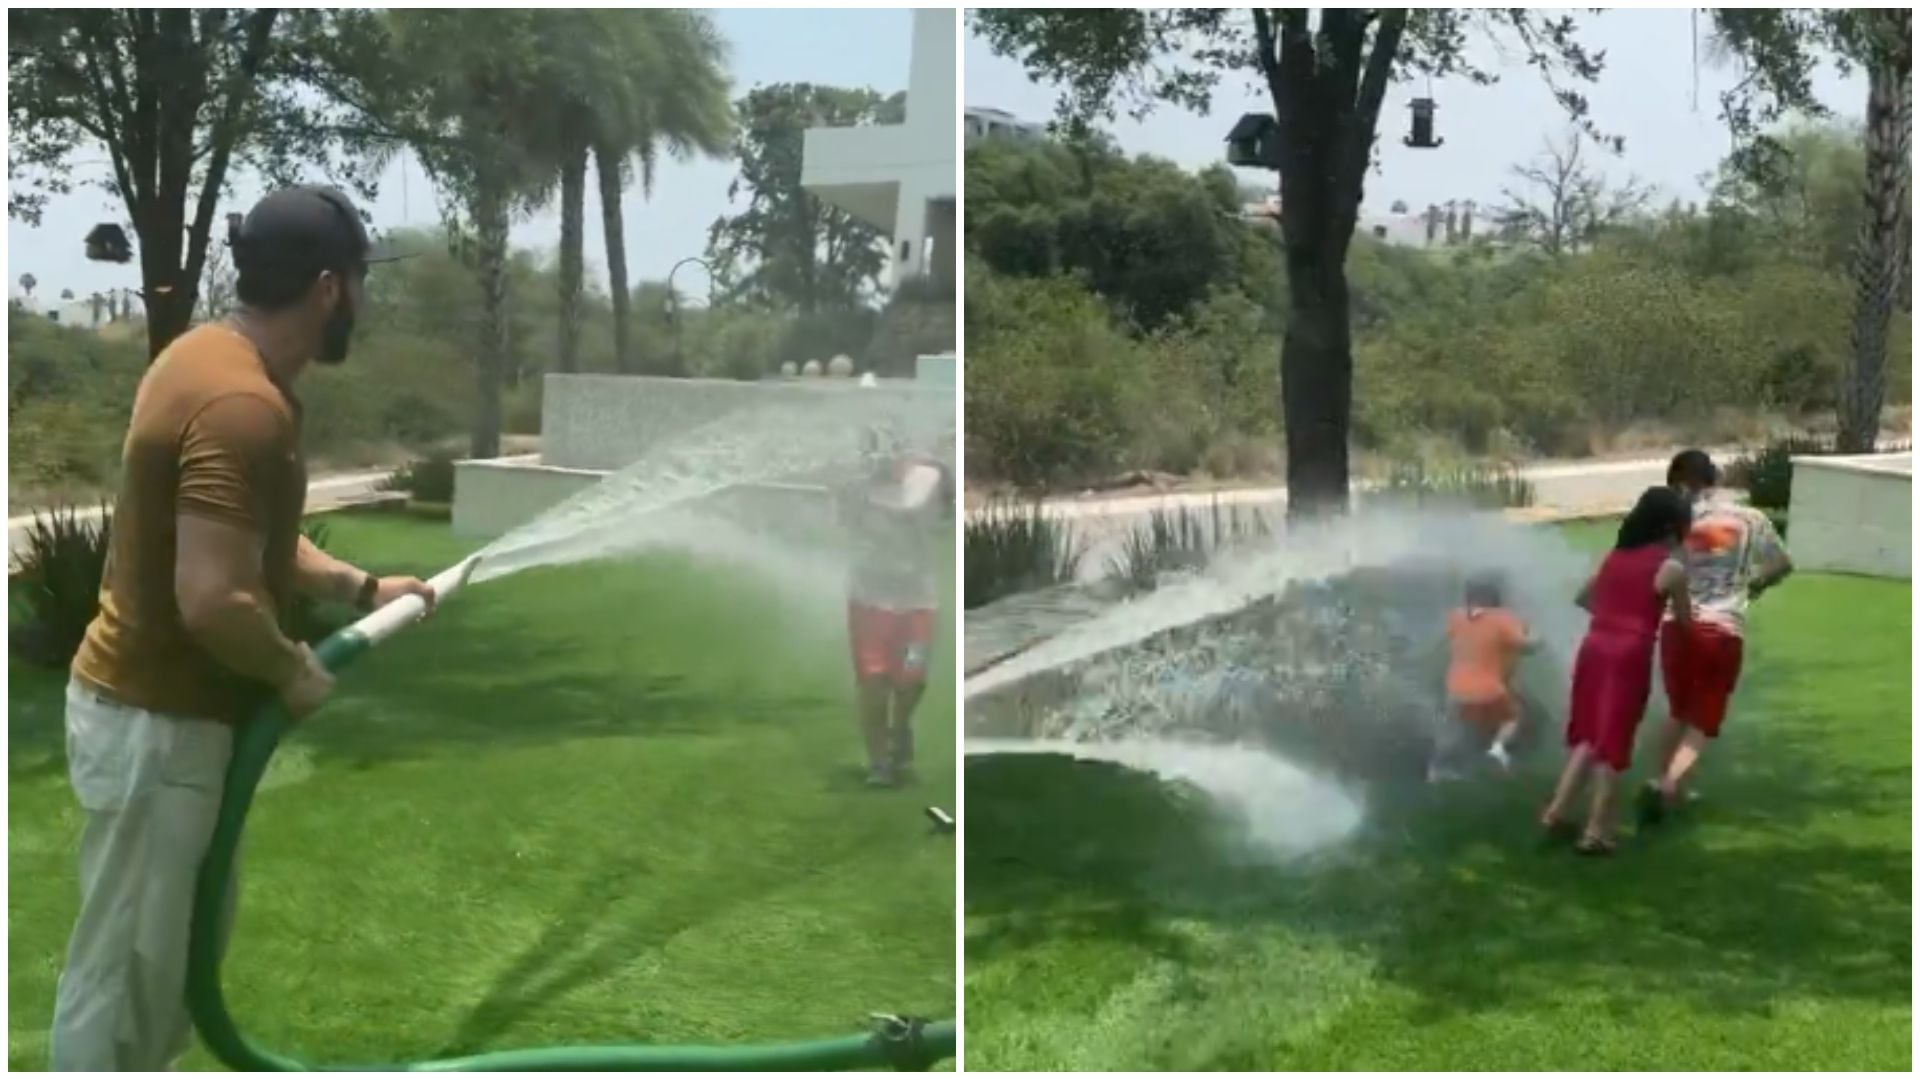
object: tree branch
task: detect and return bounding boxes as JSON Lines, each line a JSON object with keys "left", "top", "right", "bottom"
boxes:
{"left": 184, "top": 9, "right": 278, "bottom": 291}
{"left": 1341, "top": 8, "right": 1406, "bottom": 197}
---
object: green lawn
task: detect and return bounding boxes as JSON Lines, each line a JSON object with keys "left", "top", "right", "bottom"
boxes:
{"left": 965, "top": 522, "right": 1910, "bottom": 1070}
{"left": 9, "top": 513, "right": 955, "bottom": 1070}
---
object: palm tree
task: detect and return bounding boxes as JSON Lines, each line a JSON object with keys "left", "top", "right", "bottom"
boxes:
{"left": 348, "top": 10, "right": 564, "bottom": 458}
{"left": 552, "top": 11, "right": 730, "bottom": 376}
{"left": 1838, "top": 7, "right": 1911, "bottom": 452}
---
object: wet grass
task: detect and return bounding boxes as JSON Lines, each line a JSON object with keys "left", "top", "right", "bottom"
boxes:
{"left": 8, "top": 512, "right": 956, "bottom": 1070}
{"left": 963, "top": 522, "right": 1910, "bottom": 1070}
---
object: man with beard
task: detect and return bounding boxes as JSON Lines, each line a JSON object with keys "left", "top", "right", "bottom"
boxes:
{"left": 50, "top": 187, "right": 435, "bottom": 1070}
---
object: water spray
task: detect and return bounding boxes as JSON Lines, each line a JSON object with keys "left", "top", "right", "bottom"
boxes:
{"left": 964, "top": 506, "right": 1598, "bottom": 860}
{"left": 184, "top": 554, "right": 955, "bottom": 1070}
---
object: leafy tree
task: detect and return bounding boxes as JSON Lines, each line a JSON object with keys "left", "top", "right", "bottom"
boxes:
{"left": 966, "top": 136, "right": 1261, "bottom": 331}
{"left": 973, "top": 8, "right": 1608, "bottom": 516}
{"left": 1710, "top": 123, "right": 1865, "bottom": 274}
{"left": 8, "top": 9, "right": 379, "bottom": 359}
{"left": 549, "top": 10, "right": 730, "bottom": 376}
{"left": 318, "top": 9, "right": 565, "bottom": 459}
{"left": 706, "top": 83, "right": 900, "bottom": 313}
{"left": 1495, "top": 130, "right": 1653, "bottom": 256}
{"left": 18, "top": 273, "right": 37, "bottom": 303}
{"left": 1710, "top": 7, "right": 1911, "bottom": 452}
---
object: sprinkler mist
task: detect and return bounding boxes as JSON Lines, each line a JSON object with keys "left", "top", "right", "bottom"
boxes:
{"left": 965, "top": 505, "right": 1598, "bottom": 863}
{"left": 469, "top": 388, "right": 953, "bottom": 599}
{"left": 187, "top": 382, "right": 958, "bottom": 1071}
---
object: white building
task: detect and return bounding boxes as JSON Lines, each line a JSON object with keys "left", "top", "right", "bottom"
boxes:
{"left": 801, "top": 9, "right": 955, "bottom": 290}
{"left": 964, "top": 106, "right": 1045, "bottom": 145}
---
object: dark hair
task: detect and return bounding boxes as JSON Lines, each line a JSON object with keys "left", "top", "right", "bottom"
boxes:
{"left": 1667, "top": 448, "right": 1718, "bottom": 490}
{"left": 1464, "top": 572, "right": 1503, "bottom": 608}
{"left": 234, "top": 264, "right": 321, "bottom": 311}
{"left": 1616, "top": 485, "right": 1692, "bottom": 550}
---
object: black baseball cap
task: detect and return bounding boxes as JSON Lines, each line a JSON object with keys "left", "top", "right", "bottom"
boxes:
{"left": 228, "top": 185, "right": 409, "bottom": 284}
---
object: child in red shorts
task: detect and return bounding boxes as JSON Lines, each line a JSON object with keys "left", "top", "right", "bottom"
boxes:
{"left": 1639, "top": 450, "right": 1793, "bottom": 824}
{"left": 1542, "top": 486, "right": 1693, "bottom": 855}
{"left": 842, "top": 425, "right": 950, "bottom": 788}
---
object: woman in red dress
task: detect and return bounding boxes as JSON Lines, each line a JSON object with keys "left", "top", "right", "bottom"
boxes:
{"left": 1542, "top": 486, "right": 1693, "bottom": 854}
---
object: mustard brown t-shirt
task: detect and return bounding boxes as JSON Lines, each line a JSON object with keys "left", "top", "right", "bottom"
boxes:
{"left": 72, "top": 323, "right": 308, "bottom": 721}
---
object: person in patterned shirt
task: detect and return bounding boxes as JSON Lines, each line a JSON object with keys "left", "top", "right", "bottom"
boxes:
{"left": 1640, "top": 449, "right": 1793, "bottom": 824}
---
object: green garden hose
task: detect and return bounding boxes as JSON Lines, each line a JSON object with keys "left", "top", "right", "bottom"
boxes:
{"left": 185, "top": 556, "right": 955, "bottom": 1071}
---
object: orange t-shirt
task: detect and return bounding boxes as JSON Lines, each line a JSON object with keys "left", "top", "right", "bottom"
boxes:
{"left": 71, "top": 324, "right": 307, "bottom": 722}
{"left": 1445, "top": 607, "right": 1527, "bottom": 706}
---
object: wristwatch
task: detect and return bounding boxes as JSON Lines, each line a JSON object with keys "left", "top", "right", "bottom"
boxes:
{"left": 355, "top": 573, "right": 379, "bottom": 612}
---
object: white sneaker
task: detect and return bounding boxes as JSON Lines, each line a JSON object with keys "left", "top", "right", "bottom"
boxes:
{"left": 1487, "top": 742, "right": 1512, "bottom": 772}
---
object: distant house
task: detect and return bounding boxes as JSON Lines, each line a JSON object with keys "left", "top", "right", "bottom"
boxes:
{"left": 1238, "top": 188, "right": 1500, "bottom": 251}
{"left": 963, "top": 106, "right": 1045, "bottom": 146}
{"left": 802, "top": 10, "right": 955, "bottom": 290}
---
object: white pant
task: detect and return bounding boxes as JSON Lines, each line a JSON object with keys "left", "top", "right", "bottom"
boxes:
{"left": 49, "top": 680, "right": 237, "bottom": 1072}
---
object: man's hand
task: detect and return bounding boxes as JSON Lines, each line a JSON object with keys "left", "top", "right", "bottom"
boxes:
{"left": 371, "top": 575, "right": 437, "bottom": 613}
{"left": 278, "top": 644, "right": 335, "bottom": 719}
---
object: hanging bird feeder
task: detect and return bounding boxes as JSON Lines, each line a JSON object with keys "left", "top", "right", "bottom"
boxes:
{"left": 1224, "top": 113, "right": 1283, "bottom": 170}
{"left": 84, "top": 223, "right": 133, "bottom": 264}
{"left": 1405, "top": 97, "right": 1443, "bottom": 149}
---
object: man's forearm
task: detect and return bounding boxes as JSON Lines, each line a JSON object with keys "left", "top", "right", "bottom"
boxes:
{"left": 294, "top": 534, "right": 367, "bottom": 605}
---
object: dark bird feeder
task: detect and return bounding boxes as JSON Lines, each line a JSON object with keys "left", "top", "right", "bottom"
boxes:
{"left": 1225, "top": 113, "right": 1283, "bottom": 170}
{"left": 84, "top": 223, "right": 133, "bottom": 264}
{"left": 1405, "top": 97, "right": 1443, "bottom": 149}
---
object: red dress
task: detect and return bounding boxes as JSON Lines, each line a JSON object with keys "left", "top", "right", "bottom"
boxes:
{"left": 1567, "top": 545, "right": 1671, "bottom": 770}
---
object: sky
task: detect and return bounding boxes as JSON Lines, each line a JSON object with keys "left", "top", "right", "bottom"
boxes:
{"left": 964, "top": 9, "right": 1865, "bottom": 217}
{"left": 6, "top": 8, "right": 915, "bottom": 308}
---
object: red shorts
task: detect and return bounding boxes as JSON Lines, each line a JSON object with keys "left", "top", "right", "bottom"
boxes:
{"left": 1450, "top": 693, "right": 1517, "bottom": 730}
{"left": 848, "top": 603, "right": 935, "bottom": 685}
{"left": 1660, "top": 622, "right": 1744, "bottom": 738}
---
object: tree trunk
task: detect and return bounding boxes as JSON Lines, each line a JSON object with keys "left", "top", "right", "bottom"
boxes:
{"left": 557, "top": 141, "right": 588, "bottom": 374}
{"left": 471, "top": 190, "right": 510, "bottom": 460}
{"left": 594, "top": 139, "right": 632, "bottom": 374}
{"left": 1279, "top": 248, "right": 1354, "bottom": 517}
{"left": 1255, "top": 8, "right": 1399, "bottom": 520}
{"left": 1838, "top": 21, "right": 1912, "bottom": 454}
{"left": 143, "top": 284, "right": 198, "bottom": 359}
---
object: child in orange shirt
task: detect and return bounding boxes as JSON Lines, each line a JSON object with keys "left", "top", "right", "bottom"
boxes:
{"left": 1430, "top": 573, "right": 1538, "bottom": 782}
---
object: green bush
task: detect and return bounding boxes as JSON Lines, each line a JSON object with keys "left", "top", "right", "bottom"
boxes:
{"left": 382, "top": 451, "right": 458, "bottom": 503}
{"left": 964, "top": 501, "right": 1083, "bottom": 610}
{"left": 1722, "top": 436, "right": 1832, "bottom": 510}
{"left": 1108, "top": 501, "right": 1272, "bottom": 596}
{"left": 504, "top": 378, "right": 544, "bottom": 435}
{"left": 966, "top": 269, "right": 1159, "bottom": 488}
{"left": 10, "top": 509, "right": 354, "bottom": 667}
{"left": 1377, "top": 462, "right": 1537, "bottom": 510}
{"left": 10, "top": 505, "right": 113, "bottom": 668}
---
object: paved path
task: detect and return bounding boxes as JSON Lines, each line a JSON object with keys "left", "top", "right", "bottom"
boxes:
{"left": 984, "top": 452, "right": 1699, "bottom": 574}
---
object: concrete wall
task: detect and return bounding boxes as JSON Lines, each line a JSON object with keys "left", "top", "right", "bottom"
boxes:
{"left": 915, "top": 352, "right": 956, "bottom": 388}
{"left": 453, "top": 459, "right": 603, "bottom": 538}
{"left": 452, "top": 453, "right": 842, "bottom": 543}
{"left": 1789, "top": 453, "right": 1911, "bottom": 579}
{"left": 540, "top": 373, "right": 952, "bottom": 472}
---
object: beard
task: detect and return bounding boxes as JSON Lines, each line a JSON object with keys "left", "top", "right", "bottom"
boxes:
{"left": 318, "top": 292, "right": 357, "bottom": 366}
